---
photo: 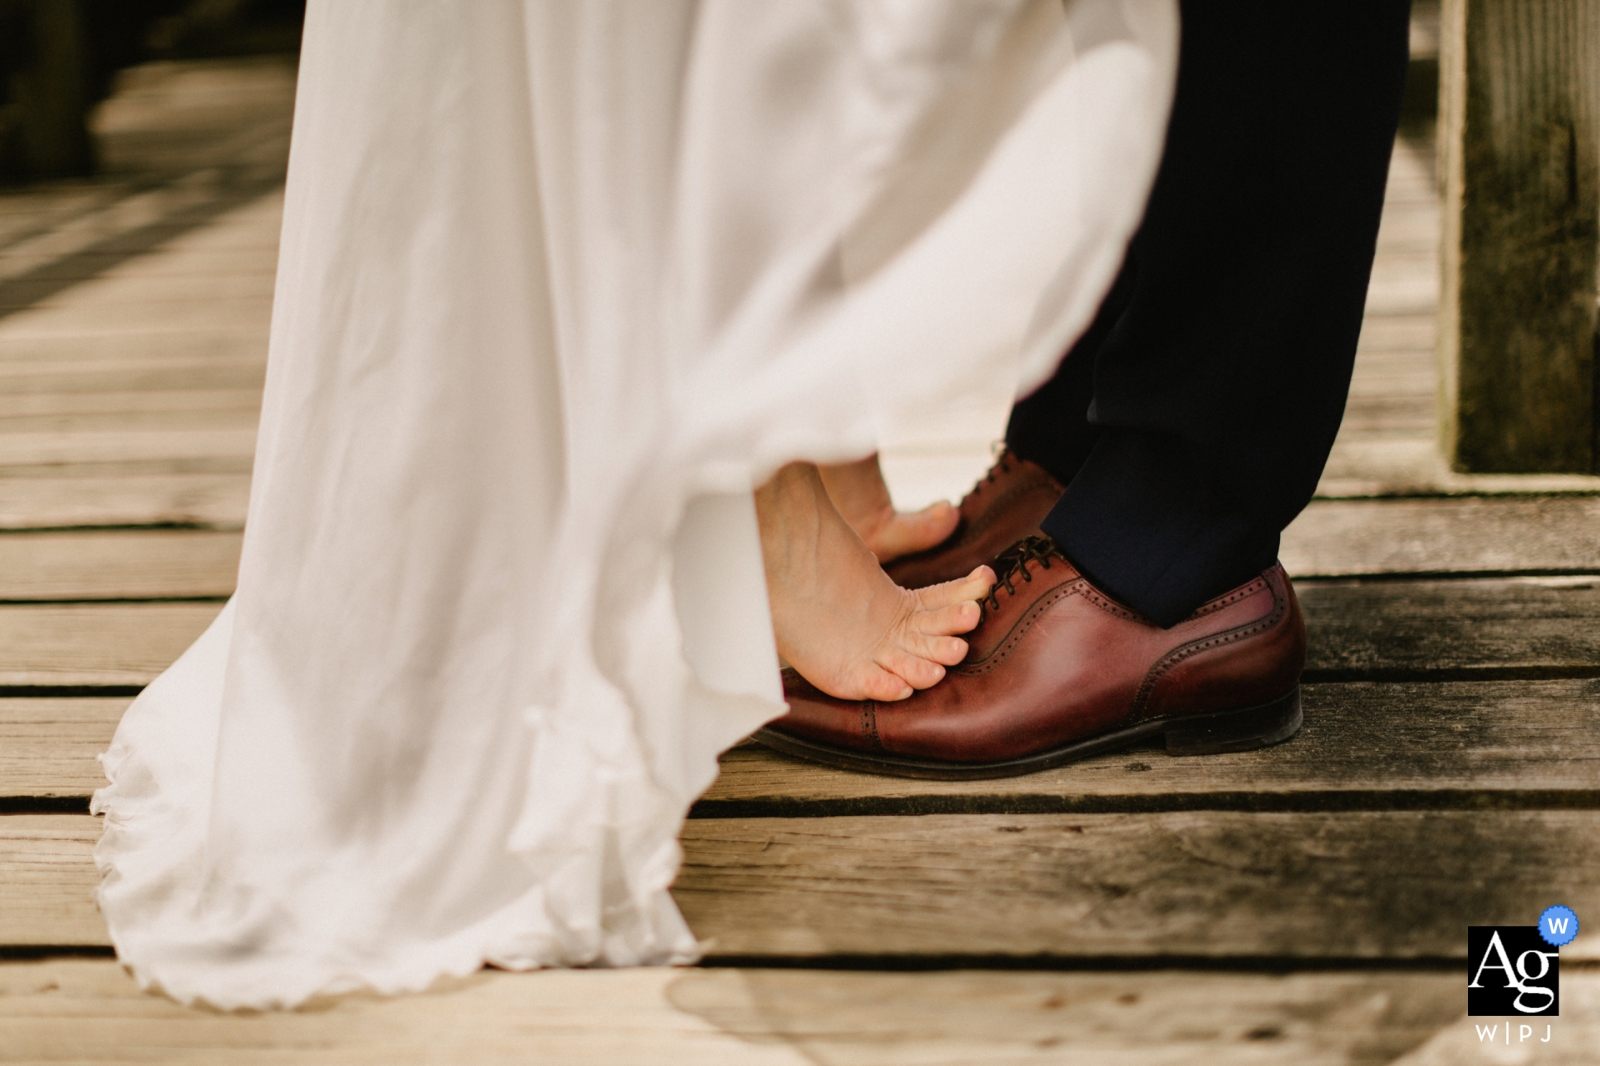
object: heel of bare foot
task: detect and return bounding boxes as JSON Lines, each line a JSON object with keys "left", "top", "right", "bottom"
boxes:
{"left": 756, "top": 462, "right": 992, "bottom": 702}
{"left": 817, "top": 455, "right": 960, "bottom": 563}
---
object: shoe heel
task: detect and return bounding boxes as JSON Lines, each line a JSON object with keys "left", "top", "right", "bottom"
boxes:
{"left": 1163, "top": 687, "right": 1302, "bottom": 756}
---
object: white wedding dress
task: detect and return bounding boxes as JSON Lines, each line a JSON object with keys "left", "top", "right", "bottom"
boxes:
{"left": 92, "top": 0, "right": 1175, "bottom": 1008}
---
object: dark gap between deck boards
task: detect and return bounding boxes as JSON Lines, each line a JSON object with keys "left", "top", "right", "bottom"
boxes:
{"left": 0, "top": 945, "right": 117, "bottom": 961}
{"left": 0, "top": 686, "right": 146, "bottom": 698}
{"left": 686, "top": 789, "right": 1600, "bottom": 819}
{"left": 0, "top": 523, "right": 219, "bottom": 535}
{"left": 696, "top": 954, "right": 1472, "bottom": 974}
{"left": 0, "top": 796, "right": 90, "bottom": 815}
{"left": 12, "top": 790, "right": 1600, "bottom": 820}
{"left": 1304, "top": 665, "right": 1600, "bottom": 683}
{"left": 0, "top": 597, "right": 231, "bottom": 607}
{"left": 1295, "top": 569, "right": 1600, "bottom": 583}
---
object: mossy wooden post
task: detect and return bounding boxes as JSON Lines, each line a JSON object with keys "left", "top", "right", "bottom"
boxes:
{"left": 1438, "top": 0, "right": 1600, "bottom": 472}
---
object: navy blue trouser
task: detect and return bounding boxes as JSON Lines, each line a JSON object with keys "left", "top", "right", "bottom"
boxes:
{"left": 1006, "top": 0, "right": 1413, "bottom": 626}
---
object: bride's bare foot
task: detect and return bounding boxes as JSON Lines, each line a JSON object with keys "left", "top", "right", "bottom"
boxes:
{"left": 756, "top": 462, "right": 993, "bottom": 702}
{"left": 817, "top": 454, "right": 959, "bottom": 563}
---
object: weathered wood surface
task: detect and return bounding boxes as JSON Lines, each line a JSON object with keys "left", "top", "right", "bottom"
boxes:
{"left": 0, "top": 960, "right": 1503, "bottom": 1066}
{"left": 1282, "top": 496, "right": 1600, "bottom": 576}
{"left": 1297, "top": 577, "right": 1600, "bottom": 679}
{"left": 676, "top": 811, "right": 1600, "bottom": 962}
{"left": 0, "top": 428, "right": 257, "bottom": 469}
{"left": 0, "top": 604, "right": 219, "bottom": 688}
{"left": 700, "top": 680, "right": 1600, "bottom": 813}
{"left": 0, "top": 404, "right": 260, "bottom": 435}
{"left": 0, "top": 475, "right": 249, "bottom": 531}
{"left": 0, "top": 699, "right": 128, "bottom": 799}
{"left": 3, "top": 498, "right": 1597, "bottom": 604}
{"left": 0, "top": 359, "right": 266, "bottom": 397}
{"left": 0, "top": 530, "right": 239, "bottom": 602}
{"left": 0, "top": 496, "right": 1591, "bottom": 604}
{"left": 0, "top": 579, "right": 1589, "bottom": 690}
{"left": 1437, "top": 0, "right": 1600, "bottom": 472}
{"left": 10, "top": 810, "right": 1600, "bottom": 961}
{"left": 8, "top": 680, "right": 1598, "bottom": 807}
{"left": 0, "top": 816, "right": 103, "bottom": 945}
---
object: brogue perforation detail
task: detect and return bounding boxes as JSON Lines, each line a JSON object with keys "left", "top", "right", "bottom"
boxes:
{"left": 1078, "top": 582, "right": 1145, "bottom": 623}
{"left": 1183, "top": 576, "right": 1267, "bottom": 621}
{"left": 1130, "top": 577, "right": 1288, "bottom": 716}
{"left": 860, "top": 701, "right": 882, "bottom": 749}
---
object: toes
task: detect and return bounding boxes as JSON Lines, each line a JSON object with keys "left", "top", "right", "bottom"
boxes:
{"left": 906, "top": 500, "right": 959, "bottom": 542}
{"left": 913, "top": 566, "right": 995, "bottom": 609}
{"left": 912, "top": 598, "right": 982, "bottom": 636}
{"left": 868, "top": 501, "right": 960, "bottom": 562}
{"left": 903, "top": 631, "right": 969, "bottom": 666}
{"left": 860, "top": 666, "right": 916, "bottom": 701}
{"left": 810, "top": 661, "right": 913, "bottom": 702}
{"left": 878, "top": 648, "right": 946, "bottom": 691}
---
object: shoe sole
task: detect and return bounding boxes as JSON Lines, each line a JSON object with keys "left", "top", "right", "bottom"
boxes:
{"left": 752, "top": 687, "right": 1303, "bottom": 781}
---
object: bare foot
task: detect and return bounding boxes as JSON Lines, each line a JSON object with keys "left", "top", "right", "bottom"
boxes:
{"left": 756, "top": 462, "right": 994, "bottom": 701}
{"left": 817, "top": 454, "right": 959, "bottom": 563}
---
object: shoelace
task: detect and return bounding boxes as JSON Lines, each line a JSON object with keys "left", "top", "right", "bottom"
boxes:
{"left": 984, "top": 534, "right": 1061, "bottom": 611}
{"left": 962, "top": 449, "right": 1014, "bottom": 507}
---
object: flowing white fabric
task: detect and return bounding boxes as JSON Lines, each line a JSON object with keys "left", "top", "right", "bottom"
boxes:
{"left": 92, "top": 0, "right": 1176, "bottom": 1008}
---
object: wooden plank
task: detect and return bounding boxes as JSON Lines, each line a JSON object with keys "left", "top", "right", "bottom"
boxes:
{"left": 15, "top": 271, "right": 276, "bottom": 309}
{"left": 0, "top": 389, "right": 260, "bottom": 420}
{"left": 0, "top": 815, "right": 102, "bottom": 944}
{"left": 0, "top": 406, "right": 260, "bottom": 434}
{"left": 0, "top": 604, "right": 219, "bottom": 688}
{"left": 0, "top": 699, "right": 128, "bottom": 799}
{"left": 0, "top": 561, "right": 1585, "bottom": 702}
{"left": 1356, "top": 316, "right": 1435, "bottom": 352}
{"left": 0, "top": 573, "right": 1589, "bottom": 693}
{"left": 0, "top": 330, "right": 268, "bottom": 364}
{"left": 1283, "top": 496, "right": 1600, "bottom": 577}
{"left": 0, "top": 428, "right": 257, "bottom": 468}
{"left": 1316, "top": 437, "right": 1600, "bottom": 499}
{"left": 681, "top": 810, "right": 1600, "bottom": 962}
{"left": 1438, "top": 0, "right": 1600, "bottom": 472}
{"left": 11, "top": 810, "right": 1600, "bottom": 960}
{"left": 0, "top": 960, "right": 1492, "bottom": 1065}
{"left": 7, "top": 679, "right": 1596, "bottom": 806}
{"left": 700, "top": 679, "right": 1600, "bottom": 813}
{"left": 3, "top": 248, "right": 277, "bottom": 285}
{"left": 0, "top": 530, "right": 240, "bottom": 601}
{"left": 0, "top": 297, "right": 273, "bottom": 334}
{"left": 1298, "top": 577, "right": 1600, "bottom": 679}
{"left": 0, "top": 359, "right": 266, "bottom": 395}
{"left": 0, "top": 474, "right": 249, "bottom": 530}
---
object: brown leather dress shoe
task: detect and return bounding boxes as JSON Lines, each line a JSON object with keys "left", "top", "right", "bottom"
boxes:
{"left": 884, "top": 449, "right": 1063, "bottom": 589}
{"left": 759, "top": 536, "right": 1306, "bottom": 779}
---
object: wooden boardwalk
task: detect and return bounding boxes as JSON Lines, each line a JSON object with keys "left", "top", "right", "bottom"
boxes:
{"left": 4, "top": 47, "right": 1600, "bottom": 1064}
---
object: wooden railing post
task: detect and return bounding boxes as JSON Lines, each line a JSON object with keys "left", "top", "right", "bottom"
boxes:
{"left": 0, "top": 0, "right": 93, "bottom": 181}
{"left": 1438, "top": 0, "right": 1600, "bottom": 472}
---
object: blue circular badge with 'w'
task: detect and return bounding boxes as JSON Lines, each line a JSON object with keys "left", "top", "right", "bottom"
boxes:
{"left": 1539, "top": 905, "right": 1579, "bottom": 947}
